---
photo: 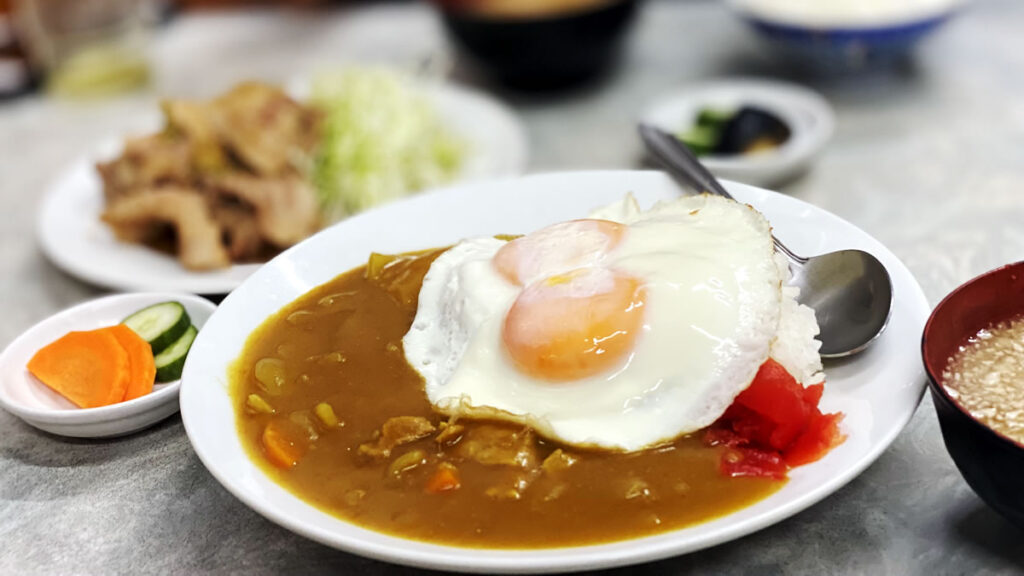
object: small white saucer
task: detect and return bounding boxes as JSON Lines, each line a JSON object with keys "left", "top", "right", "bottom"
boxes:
{"left": 641, "top": 78, "right": 834, "bottom": 187}
{"left": 0, "top": 292, "right": 216, "bottom": 438}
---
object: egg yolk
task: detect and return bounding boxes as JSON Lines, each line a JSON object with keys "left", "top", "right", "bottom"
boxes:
{"left": 502, "top": 267, "right": 647, "bottom": 382}
{"left": 493, "top": 219, "right": 625, "bottom": 286}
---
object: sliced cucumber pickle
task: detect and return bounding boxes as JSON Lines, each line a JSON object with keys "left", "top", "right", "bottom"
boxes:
{"left": 122, "top": 301, "right": 191, "bottom": 354}
{"left": 677, "top": 125, "right": 719, "bottom": 157}
{"left": 154, "top": 324, "right": 198, "bottom": 383}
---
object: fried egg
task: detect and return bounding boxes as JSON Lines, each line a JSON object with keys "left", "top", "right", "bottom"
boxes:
{"left": 403, "top": 194, "right": 820, "bottom": 451}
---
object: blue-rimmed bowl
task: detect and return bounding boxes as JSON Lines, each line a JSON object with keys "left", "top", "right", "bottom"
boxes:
{"left": 727, "top": 0, "right": 964, "bottom": 72}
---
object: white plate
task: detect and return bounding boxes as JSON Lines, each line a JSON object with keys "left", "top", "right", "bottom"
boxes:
{"left": 37, "top": 81, "right": 528, "bottom": 295}
{"left": 0, "top": 292, "right": 216, "bottom": 438}
{"left": 180, "top": 171, "right": 929, "bottom": 573}
{"left": 641, "top": 79, "right": 834, "bottom": 187}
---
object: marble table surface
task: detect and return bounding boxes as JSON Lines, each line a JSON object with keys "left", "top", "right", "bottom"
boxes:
{"left": 2, "top": 1, "right": 1024, "bottom": 574}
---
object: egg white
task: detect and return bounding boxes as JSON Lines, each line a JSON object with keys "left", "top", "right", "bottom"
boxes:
{"left": 403, "top": 194, "right": 790, "bottom": 451}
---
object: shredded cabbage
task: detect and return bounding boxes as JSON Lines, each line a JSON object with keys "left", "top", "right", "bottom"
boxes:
{"left": 310, "top": 69, "right": 466, "bottom": 223}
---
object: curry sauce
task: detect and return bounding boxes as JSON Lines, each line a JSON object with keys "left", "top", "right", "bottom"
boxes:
{"left": 230, "top": 250, "right": 783, "bottom": 548}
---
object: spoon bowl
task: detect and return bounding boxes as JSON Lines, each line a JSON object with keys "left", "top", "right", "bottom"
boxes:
{"left": 639, "top": 123, "right": 893, "bottom": 358}
{"left": 792, "top": 248, "right": 893, "bottom": 356}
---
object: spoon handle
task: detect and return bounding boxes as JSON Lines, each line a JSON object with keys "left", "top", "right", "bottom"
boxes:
{"left": 638, "top": 123, "right": 808, "bottom": 265}
{"left": 638, "top": 124, "right": 735, "bottom": 200}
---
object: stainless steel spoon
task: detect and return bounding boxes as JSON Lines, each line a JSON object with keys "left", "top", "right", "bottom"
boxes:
{"left": 638, "top": 123, "right": 893, "bottom": 358}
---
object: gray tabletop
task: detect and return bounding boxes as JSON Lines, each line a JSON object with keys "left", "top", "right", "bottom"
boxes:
{"left": 3, "top": 1, "right": 1024, "bottom": 574}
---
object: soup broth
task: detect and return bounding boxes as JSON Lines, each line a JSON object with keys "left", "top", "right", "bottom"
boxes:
{"left": 943, "top": 314, "right": 1024, "bottom": 444}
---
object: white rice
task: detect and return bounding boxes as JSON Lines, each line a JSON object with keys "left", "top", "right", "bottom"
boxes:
{"left": 769, "top": 252, "right": 825, "bottom": 385}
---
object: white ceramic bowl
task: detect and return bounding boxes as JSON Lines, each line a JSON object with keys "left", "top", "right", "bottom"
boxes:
{"left": 727, "top": 0, "right": 964, "bottom": 72}
{"left": 180, "top": 171, "right": 930, "bottom": 573}
{"left": 641, "top": 78, "right": 834, "bottom": 187}
{"left": 0, "top": 292, "right": 216, "bottom": 438}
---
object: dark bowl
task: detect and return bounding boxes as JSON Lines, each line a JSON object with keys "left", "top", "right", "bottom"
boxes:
{"left": 921, "top": 261, "right": 1024, "bottom": 529}
{"left": 436, "top": 0, "right": 639, "bottom": 90}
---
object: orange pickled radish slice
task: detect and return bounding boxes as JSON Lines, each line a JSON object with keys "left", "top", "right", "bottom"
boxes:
{"left": 26, "top": 329, "right": 131, "bottom": 408}
{"left": 104, "top": 324, "right": 156, "bottom": 402}
{"left": 502, "top": 267, "right": 647, "bottom": 381}
{"left": 494, "top": 219, "right": 625, "bottom": 286}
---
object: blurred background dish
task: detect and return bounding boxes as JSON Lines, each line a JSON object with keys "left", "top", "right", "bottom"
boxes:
{"left": 36, "top": 74, "right": 528, "bottom": 293}
{"left": 727, "top": 0, "right": 963, "bottom": 72}
{"left": 641, "top": 78, "right": 834, "bottom": 187}
{"left": 436, "top": 0, "right": 639, "bottom": 90}
{"left": 11, "top": 0, "right": 152, "bottom": 97}
{"left": 922, "top": 261, "right": 1024, "bottom": 529}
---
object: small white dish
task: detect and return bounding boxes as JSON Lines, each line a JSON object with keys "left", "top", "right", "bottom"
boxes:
{"left": 0, "top": 292, "right": 216, "bottom": 438}
{"left": 37, "top": 80, "right": 528, "bottom": 294}
{"left": 181, "top": 170, "right": 929, "bottom": 572}
{"left": 641, "top": 78, "right": 834, "bottom": 187}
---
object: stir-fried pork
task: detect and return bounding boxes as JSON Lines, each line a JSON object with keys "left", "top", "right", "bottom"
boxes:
{"left": 101, "top": 189, "right": 230, "bottom": 270}
{"left": 96, "top": 81, "right": 323, "bottom": 270}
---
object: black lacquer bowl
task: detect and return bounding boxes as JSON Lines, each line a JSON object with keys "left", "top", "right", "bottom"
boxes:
{"left": 921, "top": 262, "right": 1024, "bottom": 529}
{"left": 437, "top": 0, "right": 639, "bottom": 90}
